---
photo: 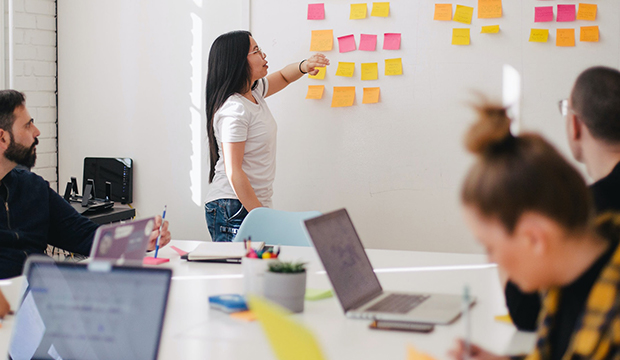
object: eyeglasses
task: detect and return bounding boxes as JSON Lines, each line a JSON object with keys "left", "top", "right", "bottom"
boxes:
{"left": 558, "top": 99, "right": 569, "bottom": 116}
{"left": 248, "top": 47, "right": 266, "bottom": 58}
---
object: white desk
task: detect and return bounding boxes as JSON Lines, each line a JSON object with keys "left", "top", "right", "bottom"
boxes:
{"left": 0, "top": 241, "right": 536, "bottom": 360}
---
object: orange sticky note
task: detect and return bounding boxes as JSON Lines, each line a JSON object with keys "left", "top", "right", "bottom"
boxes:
{"left": 407, "top": 345, "right": 438, "bottom": 360}
{"left": 371, "top": 2, "right": 390, "bottom": 17}
{"left": 529, "top": 29, "right": 549, "bottom": 43}
{"left": 230, "top": 310, "right": 257, "bottom": 322}
{"left": 308, "top": 67, "right": 326, "bottom": 80}
{"left": 310, "top": 30, "right": 333, "bottom": 51}
{"left": 363, "top": 87, "right": 380, "bottom": 104}
{"left": 454, "top": 5, "right": 474, "bottom": 24}
{"left": 576, "top": 3, "right": 597, "bottom": 21}
{"left": 331, "top": 87, "right": 355, "bottom": 107}
{"left": 452, "top": 28, "right": 470, "bottom": 45}
{"left": 361, "top": 63, "right": 378, "bottom": 80}
{"left": 306, "top": 85, "right": 325, "bottom": 99}
{"left": 478, "top": 0, "right": 502, "bottom": 19}
{"left": 350, "top": 3, "right": 367, "bottom": 19}
{"left": 580, "top": 26, "right": 599, "bottom": 42}
{"left": 434, "top": 4, "right": 452, "bottom": 21}
{"left": 556, "top": 28, "right": 575, "bottom": 47}
{"left": 384, "top": 58, "right": 403, "bottom": 76}
{"left": 481, "top": 25, "right": 500, "bottom": 34}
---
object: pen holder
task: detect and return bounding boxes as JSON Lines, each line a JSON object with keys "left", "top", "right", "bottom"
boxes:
{"left": 242, "top": 257, "right": 277, "bottom": 297}
{"left": 263, "top": 271, "right": 307, "bottom": 313}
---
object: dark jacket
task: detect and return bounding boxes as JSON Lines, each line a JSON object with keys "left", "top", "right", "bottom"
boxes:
{"left": 0, "top": 168, "right": 98, "bottom": 279}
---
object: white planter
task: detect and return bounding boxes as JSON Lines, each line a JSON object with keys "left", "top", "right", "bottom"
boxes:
{"left": 263, "top": 271, "right": 307, "bottom": 313}
{"left": 242, "top": 257, "right": 277, "bottom": 297}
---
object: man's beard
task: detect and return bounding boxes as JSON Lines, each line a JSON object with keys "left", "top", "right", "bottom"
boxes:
{"left": 5, "top": 132, "right": 38, "bottom": 169}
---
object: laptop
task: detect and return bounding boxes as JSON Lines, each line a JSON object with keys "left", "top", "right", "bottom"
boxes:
{"left": 304, "top": 208, "right": 470, "bottom": 324}
{"left": 89, "top": 217, "right": 155, "bottom": 265}
{"left": 9, "top": 256, "right": 172, "bottom": 360}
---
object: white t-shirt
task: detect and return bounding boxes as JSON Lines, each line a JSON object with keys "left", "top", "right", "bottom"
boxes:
{"left": 205, "top": 78, "right": 277, "bottom": 208}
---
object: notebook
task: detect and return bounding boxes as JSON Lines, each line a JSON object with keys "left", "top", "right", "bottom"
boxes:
{"left": 185, "top": 241, "right": 265, "bottom": 262}
{"left": 9, "top": 256, "right": 172, "bottom": 360}
{"left": 89, "top": 217, "right": 155, "bottom": 265}
{"left": 304, "top": 208, "right": 471, "bottom": 324}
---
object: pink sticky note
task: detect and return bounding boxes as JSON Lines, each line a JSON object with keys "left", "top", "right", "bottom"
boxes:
{"left": 557, "top": 4, "right": 576, "bottom": 22}
{"left": 338, "top": 34, "right": 356, "bottom": 53}
{"left": 307, "top": 3, "right": 325, "bottom": 20}
{"left": 535, "top": 6, "right": 554, "bottom": 22}
{"left": 383, "top": 33, "right": 401, "bottom": 50}
{"left": 170, "top": 245, "right": 188, "bottom": 256}
{"left": 359, "top": 34, "right": 377, "bottom": 51}
{"left": 143, "top": 257, "right": 170, "bottom": 265}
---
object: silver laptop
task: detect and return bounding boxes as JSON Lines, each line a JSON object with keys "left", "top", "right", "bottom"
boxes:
{"left": 89, "top": 217, "right": 155, "bottom": 265}
{"left": 9, "top": 256, "right": 171, "bottom": 360}
{"left": 304, "top": 208, "right": 470, "bottom": 324}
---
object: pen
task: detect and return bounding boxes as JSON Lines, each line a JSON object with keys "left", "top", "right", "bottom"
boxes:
{"left": 463, "top": 285, "right": 471, "bottom": 360}
{"left": 154, "top": 205, "right": 167, "bottom": 258}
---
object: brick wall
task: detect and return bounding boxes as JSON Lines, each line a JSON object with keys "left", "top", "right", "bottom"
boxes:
{"left": 13, "top": 0, "right": 57, "bottom": 189}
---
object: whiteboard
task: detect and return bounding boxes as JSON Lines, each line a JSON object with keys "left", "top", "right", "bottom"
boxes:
{"left": 250, "top": 0, "right": 620, "bottom": 253}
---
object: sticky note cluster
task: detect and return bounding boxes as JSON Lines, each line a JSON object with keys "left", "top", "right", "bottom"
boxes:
{"left": 434, "top": 1, "right": 502, "bottom": 46}
{"left": 349, "top": 3, "right": 390, "bottom": 19}
{"left": 335, "top": 33, "right": 401, "bottom": 53}
{"left": 529, "top": 3, "right": 599, "bottom": 45}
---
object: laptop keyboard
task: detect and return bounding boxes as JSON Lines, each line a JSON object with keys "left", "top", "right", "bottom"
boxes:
{"left": 366, "top": 293, "right": 430, "bottom": 314}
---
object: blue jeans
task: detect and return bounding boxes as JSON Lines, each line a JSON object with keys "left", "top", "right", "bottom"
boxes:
{"left": 205, "top": 199, "right": 248, "bottom": 242}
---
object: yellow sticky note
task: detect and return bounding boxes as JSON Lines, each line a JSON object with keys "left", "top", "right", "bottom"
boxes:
{"left": 580, "top": 26, "right": 599, "bottom": 42}
{"left": 336, "top": 62, "right": 355, "bottom": 77}
{"left": 310, "top": 30, "right": 333, "bottom": 51}
{"left": 361, "top": 63, "right": 378, "bottom": 80}
{"left": 576, "top": 3, "right": 597, "bottom": 21}
{"left": 407, "top": 345, "right": 439, "bottom": 360}
{"left": 434, "top": 4, "right": 452, "bottom": 21}
{"left": 454, "top": 5, "right": 474, "bottom": 24}
{"left": 331, "top": 87, "right": 356, "bottom": 107}
{"left": 384, "top": 58, "right": 402, "bottom": 76}
{"left": 363, "top": 87, "right": 380, "bottom": 104}
{"left": 371, "top": 2, "right": 390, "bottom": 17}
{"left": 308, "top": 67, "right": 326, "bottom": 80}
{"left": 452, "top": 28, "right": 470, "bottom": 45}
{"left": 529, "top": 29, "right": 549, "bottom": 43}
{"left": 494, "top": 314, "right": 513, "bottom": 324}
{"left": 556, "top": 28, "right": 575, "bottom": 47}
{"left": 249, "top": 296, "right": 326, "bottom": 360}
{"left": 481, "top": 25, "right": 500, "bottom": 34}
{"left": 350, "top": 3, "right": 367, "bottom": 19}
{"left": 478, "top": 0, "right": 502, "bottom": 19}
{"left": 306, "top": 85, "right": 325, "bottom": 99}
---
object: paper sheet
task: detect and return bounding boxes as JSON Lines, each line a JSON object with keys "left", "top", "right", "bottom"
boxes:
{"left": 310, "top": 30, "right": 333, "bottom": 51}
{"left": 359, "top": 34, "right": 377, "bottom": 51}
{"left": 535, "top": 6, "right": 553, "bottom": 22}
{"left": 454, "top": 5, "right": 474, "bottom": 24}
{"left": 580, "top": 26, "right": 599, "bottom": 42}
{"left": 306, "top": 85, "right": 325, "bottom": 99}
{"left": 371, "top": 2, "right": 390, "bottom": 17}
{"left": 478, "top": 0, "right": 502, "bottom": 19}
{"left": 307, "top": 3, "right": 325, "bottom": 20}
{"left": 576, "top": 3, "right": 597, "bottom": 21}
{"left": 361, "top": 63, "right": 378, "bottom": 80}
{"left": 434, "top": 4, "right": 452, "bottom": 21}
{"left": 338, "top": 34, "right": 356, "bottom": 53}
{"left": 529, "top": 29, "right": 549, "bottom": 43}
{"left": 350, "top": 3, "right": 367, "bottom": 19}
{"left": 556, "top": 28, "right": 575, "bottom": 47}
{"left": 308, "top": 67, "right": 326, "bottom": 79}
{"left": 452, "top": 28, "right": 470, "bottom": 45}
{"left": 481, "top": 25, "right": 500, "bottom": 34}
{"left": 383, "top": 33, "right": 401, "bottom": 50}
{"left": 331, "top": 87, "right": 356, "bottom": 107}
{"left": 384, "top": 58, "right": 403, "bottom": 75}
{"left": 335, "top": 62, "right": 355, "bottom": 77}
{"left": 363, "top": 87, "right": 380, "bottom": 104}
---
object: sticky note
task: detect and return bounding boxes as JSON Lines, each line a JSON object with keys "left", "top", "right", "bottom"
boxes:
{"left": 557, "top": 4, "right": 576, "bottom": 22}
{"left": 335, "top": 62, "right": 355, "bottom": 77}
{"left": 306, "top": 85, "right": 325, "bottom": 99}
{"left": 407, "top": 345, "right": 438, "bottom": 360}
{"left": 249, "top": 296, "right": 326, "bottom": 360}
{"left": 535, "top": 6, "right": 554, "bottom": 22}
{"left": 371, "top": 2, "right": 390, "bottom": 17}
{"left": 481, "top": 25, "right": 500, "bottom": 34}
{"left": 361, "top": 63, "right": 378, "bottom": 80}
{"left": 556, "top": 28, "right": 575, "bottom": 47}
{"left": 305, "top": 289, "right": 334, "bottom": 301}
{"left": 529, "top": 29, "right": 549, "bottom": 43}
{"left": 331, "top": 87, "right": 355, "bottom": 107}
{"left": 494, "top": 314, "right": 513, "bottom": 324}
{"left": 170, "top": 245, "right": 188, "bottom": 256}
{"left": 230, "top": 310, "right": 257, "bottom": 322}
{"left": 454, "top": 5, "right": 474, "bottom": 24}
{"left": 452, "top": 28, "right": 470, "bottom": 45}
{"left": 384, "top": 58, "right": 403, "bottom": 76}
{"left": 478, "top": 0, "right": 502, "bottom": 19}
{"left": 577, "top": 3, "right": 597, "bottom": 21}
{"left": 383, "top": 33, "right": 401, "bottom": 50}
{"left": 580, "top": 26, "right": 599, "bottom": 42}
{"left": 143, "top": 257, "right": 169, "bottom": 265}
{"left": 310, "top": 30, "right": 333, "bottom": 51}
{"left": 308, "top": 67, "right": 326, "bottom": 79}
{"left": 359, "top": 34, "right": 377, "bottom": 51}
{"left": 338, "top": 34, "right": 356, "bottom": 53}
{"left": 363, "top": 87, "right": 380, "bottom": 104}
{"left": 308, "top": 3, "right": 325, "bottom": 20}
{"left": 434, "top": 4, "right": 452, "bottom": 21}
{"left": 350, "top": 3, "right": 367, "bottom": 19}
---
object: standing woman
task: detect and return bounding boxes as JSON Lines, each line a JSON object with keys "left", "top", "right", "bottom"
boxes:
{"left": 204, "top": 30, "right": 329, "bottom": 242}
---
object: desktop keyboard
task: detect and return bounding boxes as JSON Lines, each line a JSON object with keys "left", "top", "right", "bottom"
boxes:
{"left": 366, "top": 293, "right": 430, "bottom": 314}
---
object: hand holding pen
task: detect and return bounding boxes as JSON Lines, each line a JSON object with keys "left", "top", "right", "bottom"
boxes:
{"left": 154, "top": 205, "right": 167, "bottom": 258}
{"left": 148, "top": 206, "right": 171, "bottom": 253}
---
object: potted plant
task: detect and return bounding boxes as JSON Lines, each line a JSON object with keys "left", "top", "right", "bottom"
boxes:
{"left": 263, "top": 261, "right": 307, "bottom": 313}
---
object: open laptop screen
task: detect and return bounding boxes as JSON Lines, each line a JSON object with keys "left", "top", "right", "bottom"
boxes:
{"left": 304, "top": 209, "right": 383, "bottom": 312}
{"left": 9, "top": 259, "right": 171, "bottom": 360}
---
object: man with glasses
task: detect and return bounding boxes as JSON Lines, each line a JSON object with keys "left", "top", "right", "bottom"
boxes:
{"left": 506, "top": 66, "right": 620, "bottom": 332}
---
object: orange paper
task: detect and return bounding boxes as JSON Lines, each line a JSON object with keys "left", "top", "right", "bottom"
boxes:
{"left": 230, "top": 310, "right": 257, "bottom": 322}
{"left": 478, "top": 0, "right": 502, "bottom": 19}
{"left": 331, "top": 87, "right": 355, "bottom": 107}
{"left": 310, "top": 30, "right": 333, "bottom": 51}
{"left": 306, "top": 85, "right": 325, "bottom": 99}
{"left": 576, "top": 3, "right": 597, "bottom": 21}
{"left": 580, "top": 26, "right": 599, "bottom": 42}
{"left": 434, "top": 4, "right": 452, "bottom": 20}
{"left": 363, "top": 87, "right": 380, "bottom": 104}
{"left": 556, "top": 28, "right": 575, "bottom": 47}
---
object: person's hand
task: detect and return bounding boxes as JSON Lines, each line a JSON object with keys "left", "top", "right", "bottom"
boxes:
{"left": 147, "top": 215, "right": 170, "bottom": 251}
{"left": 448, "top": 339, "right": 509, "bottom": 360}
{"left": 303, "top": 53, "right": 330, "bottom": 75}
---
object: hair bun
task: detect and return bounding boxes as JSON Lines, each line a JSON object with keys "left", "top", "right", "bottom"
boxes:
{"left": 464, "top": 104, "right": 513, "bottom": 155}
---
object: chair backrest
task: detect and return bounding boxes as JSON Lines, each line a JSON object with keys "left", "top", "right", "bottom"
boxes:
{"left": 233, "top": 208, "right": 322, "bottom": 247}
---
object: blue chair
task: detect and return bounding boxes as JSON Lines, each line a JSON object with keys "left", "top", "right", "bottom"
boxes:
{"left": 233, "top": 208, "right": 322, "bottom": 247}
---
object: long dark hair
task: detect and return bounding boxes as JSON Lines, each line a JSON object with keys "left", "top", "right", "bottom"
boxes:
{"left": 205, "top": 30, "right": 257, "bottom": 183}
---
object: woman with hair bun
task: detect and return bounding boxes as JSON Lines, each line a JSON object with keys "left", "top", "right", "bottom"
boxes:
{"left": 450, "top": 103, "right": 620, "bottom": 360}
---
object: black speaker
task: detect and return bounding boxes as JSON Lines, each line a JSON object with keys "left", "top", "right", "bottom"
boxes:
{"left": 83, "top": 158, "right": 133, "bottom": 204}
